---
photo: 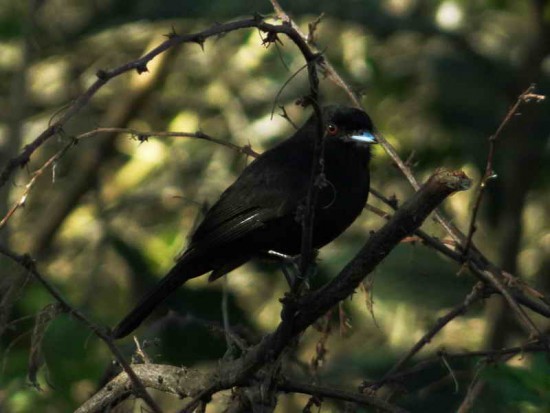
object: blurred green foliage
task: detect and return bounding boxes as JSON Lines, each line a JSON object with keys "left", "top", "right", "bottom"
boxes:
{"left": 0, "top": 0, "right": 548, "bottom": 412}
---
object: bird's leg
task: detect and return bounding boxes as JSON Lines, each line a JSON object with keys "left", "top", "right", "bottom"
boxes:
{"left": 264, "top": 250, "right": 307, "bottom": 290}
{"left": 282, "top": 265, "right": 299, "bottom": 290}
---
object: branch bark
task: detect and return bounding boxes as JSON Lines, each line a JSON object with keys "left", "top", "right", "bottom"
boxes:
{"left": 75, "top": 364, "right": 408, "bottom": 413}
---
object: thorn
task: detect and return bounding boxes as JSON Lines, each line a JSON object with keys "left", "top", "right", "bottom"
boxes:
{"left": 388, "top": 194, "right": 399, "bottom": 209}
{"left": 130, "top": 133, "right": 149, "bottom": 143}
{"left": 96, "top": 69, "right": 108, "bottom": 80}
{"left": 193, "top": 36, "right": 205, "bottom": 51}
{"left": 136, "top": 134, "right": 148, "bottom": 143}
{"left": 252, "top": 12, "right": 265, "bottom": 22}
{"left": 261, "top": 31, "right": 283, "bottom": 48}
{"left": 295, "top": 96, "right": 313, "bottom": 107}
{"left": 136, "top": 64, "right": 148, "bottom": 74}
{"left": 312, "top": 52, "right": 325, "bottom": 65}
{"left": 21, "top": 253, "right": 36, "bottom": 269}
{"left": 163, "top": 25, "right": 178, "bottom": 39}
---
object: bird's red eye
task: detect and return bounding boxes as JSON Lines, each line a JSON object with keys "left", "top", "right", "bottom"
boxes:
{"left": 327, "top": 123, "right": 338, "bottom": 135}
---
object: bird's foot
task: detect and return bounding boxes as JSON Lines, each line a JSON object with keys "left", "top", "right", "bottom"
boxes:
{"left": 264, "top": 250, "right": 303, "bottom": 289}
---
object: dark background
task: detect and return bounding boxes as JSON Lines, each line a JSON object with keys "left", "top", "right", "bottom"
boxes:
{"left": 0, "top": 0, "right": 549, "bottom": 411}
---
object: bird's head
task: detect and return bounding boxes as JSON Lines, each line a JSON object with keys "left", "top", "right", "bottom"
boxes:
{"left": 320, "top": 105, "right": 378, "bottom": 146}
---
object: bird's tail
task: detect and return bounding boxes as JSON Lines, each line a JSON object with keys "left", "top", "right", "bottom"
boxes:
{"left": 112, "top": 254, "right": 208, "bottom": 339}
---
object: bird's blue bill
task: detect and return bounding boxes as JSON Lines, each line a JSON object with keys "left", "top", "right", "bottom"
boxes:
{"left": 350, "top": 131, "right": 377, "bottom": 143}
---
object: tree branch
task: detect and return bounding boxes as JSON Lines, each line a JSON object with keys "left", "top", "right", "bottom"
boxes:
{"left": 73, "top": 364, "right": 209, "bottom": 413}
{"left": 0, "top": 245, "right": 163, "bottom": 413}
{"left": 0, "top": 16, "right": 319, "bottom": 191}
{"left": 371, "top": 282, "right": 486, "bottom": 389}
{"left": 74, "top": 363, "right": 408, "bottom": 413}
{"left": 0, "top": 128, "right": 258, "bottom": 229}
{"left": 369, "top": 184, "right": 550, "bottom": 320}
{"left": 362, "top": 339, "right": 549, "bottom": 390}
{"left": 463, "top": 85, "right": 546, "bottom": 256}
{"left": 279, "top": 378, "right": 409, "bottom": 413}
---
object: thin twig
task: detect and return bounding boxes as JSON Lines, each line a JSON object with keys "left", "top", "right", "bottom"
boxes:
{"left": 463, "top": 85, "right": 546, "bottom": 256}
{"left": 0, "top": 245, "right": 162, "bottom": 413}
{"left": 307, "top": 13, "right": 325, "bottom": 44}
{"left": 476, "top": 267, "right": 541, "bottom": 338}
{"left": 456, "top": 375, "right": 485, "bottom": 413}
{"left": 0, "top": 128, "right": 258, "bottom": 229}
{"left": 270, "top": 61, "right": 310, "bottom": 119}
{"left": 132, "top": 337, "right": 152, "bottom": 364}
{"left": 369, "top": 186, "right": 550, "bottom": 324}
{"left": 269, "top": 0, "right": 362, "bottom": 107}
{"left": 362, "top": 339, "right": 548, "bottom": 389}
{"left": 277, "top": 105, "right": 299, "bottom": 129}
{"left": 0, "top": 144, "right": 72, "bottom": 230}
{"left": 279, "top": 379, "right": 409, "bottom": 413}
{"left": 78, "top": 128, "right": 260, "bottom": 157}
{"left": 440, "top": 352, "right": 459, "bottom": 394}
{"left": 371, "top": 283, "right": 485, "bottom": 389}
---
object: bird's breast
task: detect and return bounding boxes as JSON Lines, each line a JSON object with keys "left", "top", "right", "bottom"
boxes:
{"left": 309, "top": 147, "right": 370, "bottom": 248}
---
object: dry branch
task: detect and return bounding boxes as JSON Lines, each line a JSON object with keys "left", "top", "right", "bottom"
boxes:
{"left": 0, "top": 17, "right": 317, "bottom": 191}
{"left": 0, "top": 245, "right": 163, "bottom": 413}
{"left": 463, "top": 85, "right": 546, "bottom": 256}
{"left": 75, "top": 364, "right": 407, "bottom": 413}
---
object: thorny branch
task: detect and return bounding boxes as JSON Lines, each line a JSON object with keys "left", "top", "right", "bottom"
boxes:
{"left": 270, "top": 0, "right": 362, "bottom": 107}
{"left": 374, "top": 196, "right": 544, "bottom": 339}
{"left": 360, "top": 339, "right": 550, "bottom": 398}
{"left": 0, "top": 13, "right": 336, "bottom": 412}
{"left": 463, "top": 85, "right": 546, "bottom": 256}
{"left": 0, "top": 128, "right": 259, "bottom": 229}
{"left": 0, "top": 245, "right": 162, "bottom": 413}
{"left": 0, "top": 16, "right": 318, "bottom": 191}
{"left": 368, "top": 189, "right": 550, "bottom": 318}
{"left": 369, "top": 283, "right": 487, "bottom": 390}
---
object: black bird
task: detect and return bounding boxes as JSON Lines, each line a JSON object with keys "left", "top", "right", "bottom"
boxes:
{"left": 113, "top": 105, "right": 377, "bottom": 339}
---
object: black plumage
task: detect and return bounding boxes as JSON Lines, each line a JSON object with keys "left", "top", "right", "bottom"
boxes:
{"left": 113, "top": 105, "right": 377, "bottom": 339}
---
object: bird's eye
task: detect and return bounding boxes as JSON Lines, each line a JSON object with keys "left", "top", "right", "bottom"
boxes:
{"left": 327, "top": 123, "right": 338, "bottom": 135}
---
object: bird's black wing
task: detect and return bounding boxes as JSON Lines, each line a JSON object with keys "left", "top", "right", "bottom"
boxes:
{"left": 188, "top": 143, "right": 312, "bottom": 253}
{"left": 113, "top": 136, "right": 313, "bottom": 339}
